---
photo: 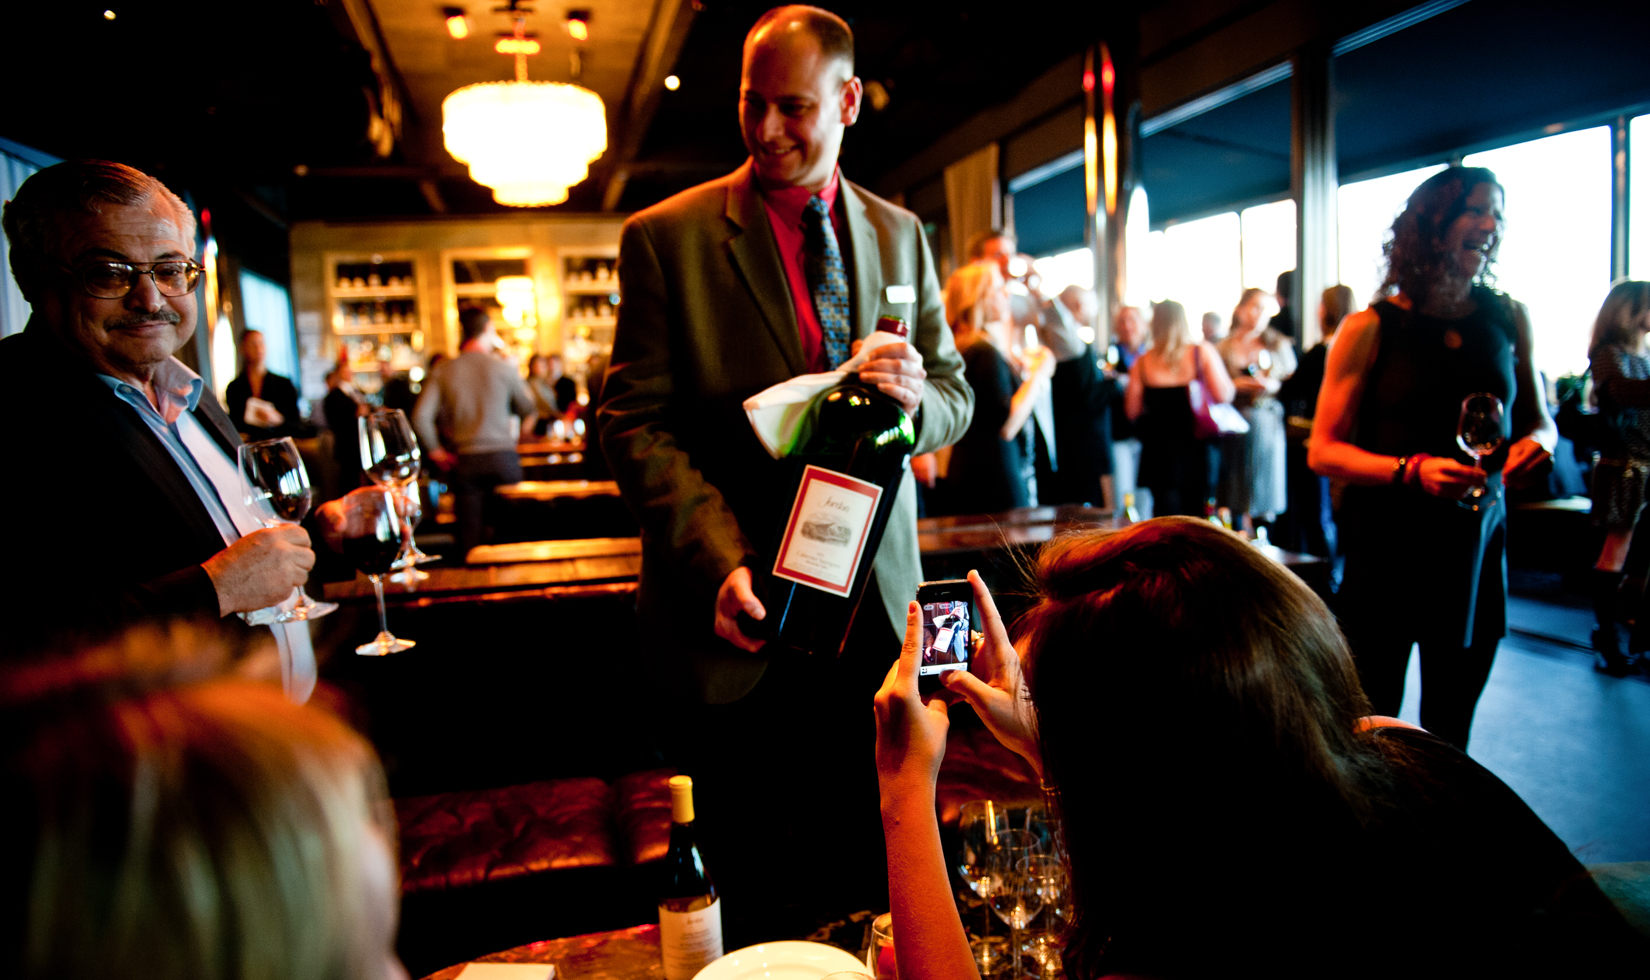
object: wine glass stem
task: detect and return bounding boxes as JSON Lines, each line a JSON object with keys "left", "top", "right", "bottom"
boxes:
{"left": 371, "top": 574, "right": 390, "bottom": 637}
{"left": 1011, "top": 923, "right": 1022, "bottom": 979}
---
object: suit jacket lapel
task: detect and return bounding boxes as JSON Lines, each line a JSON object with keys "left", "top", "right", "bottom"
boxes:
{"left": 841, "top": 180, "right": 883, "bottom": 340}
{"left": 723, "top": 160, "right": 807, "bottom": 375}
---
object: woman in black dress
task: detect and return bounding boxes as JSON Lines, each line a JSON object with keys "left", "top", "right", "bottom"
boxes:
{"left": 1125, "top": 300, "right": 1234, "bottom": 517}
{"left": 938, "top": 262, "right": 1054, "bottom": 514}
{"left": 1311, "top": 167, "right": 1556, "bottom": 749}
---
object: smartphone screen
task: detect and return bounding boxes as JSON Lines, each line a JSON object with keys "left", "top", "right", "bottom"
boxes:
{"left": 917, "top": 580, "right": 972, "bottom": 681}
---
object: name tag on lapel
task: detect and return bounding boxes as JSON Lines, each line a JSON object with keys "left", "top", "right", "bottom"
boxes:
{"left": 884, "top": 284, "right": 916, "bottom": 305}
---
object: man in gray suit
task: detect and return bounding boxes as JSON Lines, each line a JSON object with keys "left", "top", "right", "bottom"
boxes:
{"left": 598, "top": 4, "right": 972, "bottom": 931}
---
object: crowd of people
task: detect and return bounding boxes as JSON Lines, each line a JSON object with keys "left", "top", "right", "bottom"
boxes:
{"left": 2, "top": 4, "right": 1646, "bottom": 979}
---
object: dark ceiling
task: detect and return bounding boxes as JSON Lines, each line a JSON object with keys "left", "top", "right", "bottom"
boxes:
{"left": 0, "top": 0, "right": 1104, "bottom": 266}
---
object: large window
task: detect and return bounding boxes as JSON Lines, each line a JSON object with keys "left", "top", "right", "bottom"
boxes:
{"left": 1337, "top": 164, "right": 1445, "bottom": 307}
{"left": 1632, "top": 114, "right": 1649, "bottom": 282}
{"left": 239, "top": 270, "right": 299, "bottom": 381}
{"left": 1464, "top": 126, "right": 1612, "bottom": 377}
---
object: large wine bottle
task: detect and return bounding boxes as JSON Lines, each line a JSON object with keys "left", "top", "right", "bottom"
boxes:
{"left": 658, "top": 775, "right": 723, "bottom": 980}
{"left": 757, "top": 316, "right": 917, "bottom": 656}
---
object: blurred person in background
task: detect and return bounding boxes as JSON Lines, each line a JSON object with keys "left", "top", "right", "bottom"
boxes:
{"left": 1202, "top": 310, "right": 1226, "bottom": 342}
{"left": 1105, "top": 303, "right": 1150, "bottom": 516}
{"left": 323, "top": 365, "right": 366, "bottom": 496}
{"left": 1219, "top": 286, "right": 1296, "bottom": 531}
{"left": 0, "top": 625, "right": 406, "bottom": 980}
{"left": 1276, "top": 284, "right": 1357, "bottom": 559}
{"left": 1126, "top": 300, "right": 1234, "bottom": 517}
{"left": 413, "top": 307, "right": 536, "bottom": 554}
{"left": 226, "top": 329, "right": 304, "bottom": 440}
{"left": 1041, "top": 284, "right": 1112, "bottom": 507}
{"left": 1585, "top": 279, "right": 1650, "bottom": 675}
{"left": 378, "top": 361, "right": 418, "bottom": 416}
{"left": 874, "top": 518, "right": 1646, "bottom": 980}
{"left": 527, "top": 353, "right": 562, "bottom": 434}
{"left": 940, "top": 261, "right": 1053, "bottom": 514}
{"left": 1269, "top": 268, "right": 1298, "bottom": 339}
{"left": 1312, "top": 166, "right": 1556, "bottom": 750}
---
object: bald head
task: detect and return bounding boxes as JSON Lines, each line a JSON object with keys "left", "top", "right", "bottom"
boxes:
{"left": 740, "top": 6, "right": 862, "bottom": 191}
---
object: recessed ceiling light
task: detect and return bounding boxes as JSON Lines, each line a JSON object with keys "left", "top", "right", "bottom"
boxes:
{"left": 102, "top": 9, "right": 116, "bottom": 19}
{"left": 664, "top": 75, "right": 680, "bottom": 91}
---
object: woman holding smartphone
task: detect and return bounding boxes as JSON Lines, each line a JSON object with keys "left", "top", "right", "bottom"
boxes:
{"left": 874, "top": 518, "right": 1642, "bottom": 979}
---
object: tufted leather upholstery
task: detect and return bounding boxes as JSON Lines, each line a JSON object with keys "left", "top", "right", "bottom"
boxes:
{"left": 936, "top": 723, "right": 1042, "bottom": 828}
{"left": 612, "top": 768, "right": 677, "bottom": 867}
{"left": 396, "top": 778, "right": 618, "bottom": 893}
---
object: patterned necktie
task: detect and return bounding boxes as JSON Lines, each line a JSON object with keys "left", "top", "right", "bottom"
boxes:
{"left": 802, "top": 194, "right": 852, "bottom": 368}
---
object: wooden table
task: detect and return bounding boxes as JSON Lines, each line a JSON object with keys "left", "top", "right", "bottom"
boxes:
{"left": 496, "top": 480, "right": 621, "bottom": 501}
{"left": 918, "top": 504, "right": 1114, "bottom": 555}
{"left": 420, "top": 923, "right": 662, "bottom": 980}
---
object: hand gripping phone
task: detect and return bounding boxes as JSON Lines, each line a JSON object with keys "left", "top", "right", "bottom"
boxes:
{"left": 916, "top": 579, "right": 974, "bottom": 695}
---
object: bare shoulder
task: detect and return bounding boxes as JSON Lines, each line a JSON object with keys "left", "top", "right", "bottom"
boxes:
{"left": 1329, "top": 307, "right": 1383, "bottom": 374}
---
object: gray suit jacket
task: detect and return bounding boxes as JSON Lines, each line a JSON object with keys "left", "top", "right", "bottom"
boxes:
{"left": 598, "top": 160, "right": 973, "bottom": 703}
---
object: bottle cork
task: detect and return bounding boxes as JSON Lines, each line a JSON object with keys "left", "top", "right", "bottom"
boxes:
{"left": 668, "top": 774, "right": 695, "bottom": 824}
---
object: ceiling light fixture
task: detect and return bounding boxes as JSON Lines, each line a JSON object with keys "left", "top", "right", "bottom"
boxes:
{"left": 663, "top": 75, "right": 680, "bottom": 91}
{"left": 442, "top": 1, "right": 607, "bottom": 207}
{"left": 444, "top": 7, "right": 469, "bottom": 39}
{"left": 566, "top": 9, "right": 590, "bottom": 41}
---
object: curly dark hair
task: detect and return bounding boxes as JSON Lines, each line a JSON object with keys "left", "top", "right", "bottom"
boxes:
{"left": 1379, "top": 166, "right": 1502, "bottom": 305}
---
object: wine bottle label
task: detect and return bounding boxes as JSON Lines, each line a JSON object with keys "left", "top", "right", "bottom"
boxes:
{"left": 772, "top": 465, "right": 883, "bottom": 597}
{"left": 659, "top": 896, "right": 723, "bottom": 980}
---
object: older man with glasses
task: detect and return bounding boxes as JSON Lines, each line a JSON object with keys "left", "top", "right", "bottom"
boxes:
{"left": 0, "top": 160, "right": 321, "bottom": 675}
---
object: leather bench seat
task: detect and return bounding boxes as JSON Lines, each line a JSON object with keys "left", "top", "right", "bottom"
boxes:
{"left": 396, "top": 777, "right": 620, "bottom": 893}
{"left": 393, "top": 768, "right": 677, "bottom": 977}
{"left": 936, "top": 723, "right": 1042, "bottom": 827}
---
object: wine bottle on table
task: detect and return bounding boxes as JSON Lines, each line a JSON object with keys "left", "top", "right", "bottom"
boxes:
{"left": 658, "top": 775, "right": 723, "bottom": 980}
{"left": 751, "top": 316, "right": 917, "bottom": 657}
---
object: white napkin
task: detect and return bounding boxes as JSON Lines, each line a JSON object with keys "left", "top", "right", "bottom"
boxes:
{"left": 244, "top": 396, "right": 285, "bottom": 428}
{"left": 742, "top": 328, "right": 911, "bottom": 459}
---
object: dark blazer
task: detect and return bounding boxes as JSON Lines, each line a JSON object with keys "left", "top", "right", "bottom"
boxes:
{"left": 225, "top": 370, "right": 303, "bottom": 440}
{"left": 598, "top": 160, "right": 974, "bottom": 702}
{"left": 0, "top": 320, "right": 243, "bottom": 655}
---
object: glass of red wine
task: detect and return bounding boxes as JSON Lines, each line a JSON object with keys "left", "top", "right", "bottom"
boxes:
{"left": 238, "top": 437, "right": 338, "bottom": 624}
{"left": 1456, "top": 392, "right": 1505, "bottom": 512}
{"left": 340, "top": 487, "right": 416, "bottom": 656}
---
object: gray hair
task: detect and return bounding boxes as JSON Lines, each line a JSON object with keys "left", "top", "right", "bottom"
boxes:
{"left": 2, "top": 160, "right": 197, "bottom": 301}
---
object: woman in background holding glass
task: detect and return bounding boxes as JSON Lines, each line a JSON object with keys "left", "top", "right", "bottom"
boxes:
{"left": 1218, "top": 286, "right": 1296, "bottom": 530}
{"left": 1311, "top": 166, "right": 1555, "bottom": 749}
{"left": 939, "top": 262, "right": 1054, "bottom": 515}
{"left": 1585, "top": 280, "right": 1650, "bottom": 674}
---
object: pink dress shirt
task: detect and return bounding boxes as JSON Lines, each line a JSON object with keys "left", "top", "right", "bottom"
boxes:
{"left": 760, "top": 168, "right": 845, "bottom": 372}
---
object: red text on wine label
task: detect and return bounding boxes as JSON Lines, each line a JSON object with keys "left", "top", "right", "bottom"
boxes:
{"left": 772, "top": 465, "right": 882, "bottom": 597}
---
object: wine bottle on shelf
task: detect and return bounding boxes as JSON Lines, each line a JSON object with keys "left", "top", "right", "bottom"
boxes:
{"left": 658, "top": 775, "right": 722, "bottom": 980}
{"left": 748, "top": 316, "right": 917, "bottom": 657}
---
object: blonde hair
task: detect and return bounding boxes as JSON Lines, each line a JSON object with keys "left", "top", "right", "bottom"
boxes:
{"left": 1149, "top": 300, "right": 1195, "bottom": 365}
{"left": 2, "top": 625, "right": 394, "bottom": 980}
{"left": 944, "top": 261, "right": 1004, "bottom": 336}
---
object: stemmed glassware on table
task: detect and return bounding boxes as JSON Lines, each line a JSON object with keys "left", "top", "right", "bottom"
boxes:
{"left": 237, "top": 437, "right": 338, "bottom": 624}
{"left": 358, "top": 408, "right": 438, "bottom": 583}
{"left": 1456, "top": 392, "right": 1505, "bottom": 512}
{"left": 338, "top": 486, "right": 416, "bottom": 656}
{"left": 986, "top": 829, "right": 1045, "bottom": 980}
{"left": 958, "top": 800, "right": 1011, "bottom": 975}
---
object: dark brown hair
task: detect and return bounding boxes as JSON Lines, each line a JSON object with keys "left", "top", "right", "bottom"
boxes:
{"left": 1380, "top": 165, "right": 1502, "bottom": 305}
{"left": 1589, "top": 279, "right": 1650, "bottom": 354}
{"left": 1019, "top": 518, "right": 1387, "bottom": 977}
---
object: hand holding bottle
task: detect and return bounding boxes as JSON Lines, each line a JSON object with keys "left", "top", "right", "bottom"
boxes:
{"left": 856, "top": 341, "right": 927, "bottom": 414}
{"left": 714, "top": 566, "right": 768, "bottom": 652}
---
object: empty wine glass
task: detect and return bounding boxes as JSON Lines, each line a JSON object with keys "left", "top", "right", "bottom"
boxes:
{"left": 958, "top": 800, "right": 1010, "bottom": 951}
{"left": 1456, "top": 392, "right": 1505, "bottom": 512}
{"left": 237, "top": 438, "right": 338, "bottom": 624}
{"left": 359, "top": 408, "right": 437, "bottom": 575}
{"left": 340, "top": 487, "right": 416, "bottom": 656}
{"left": 987, "top": 829, "right": 1044, "bottom": 979}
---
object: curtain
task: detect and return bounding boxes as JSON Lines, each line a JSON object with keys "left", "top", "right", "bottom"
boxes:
{"left": 943, "top": 143, "right": 1002, "bottom": 272}
{"left": 0, "top": 150, "right": 43, "bottom": 338}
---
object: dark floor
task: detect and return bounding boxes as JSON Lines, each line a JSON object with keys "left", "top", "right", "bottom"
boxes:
{"left": 1392, "top": 582, "right": 1650, "bottom": 864}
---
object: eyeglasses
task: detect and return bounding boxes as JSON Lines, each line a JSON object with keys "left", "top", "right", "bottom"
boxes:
{"left": 60, "top": 260, "right": 204, "bottom": 299}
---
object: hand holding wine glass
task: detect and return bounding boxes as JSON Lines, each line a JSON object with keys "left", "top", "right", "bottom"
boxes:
{"left": 1456, "top": 392, "right": 1505, "bottom": 511}
{"left": 237, "top": 437, "right": 338, "bottom": 624}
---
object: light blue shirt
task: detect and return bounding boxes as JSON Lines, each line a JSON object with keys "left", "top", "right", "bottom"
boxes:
{"left": 96, "top": 359, "right": 241, "bottom": 545}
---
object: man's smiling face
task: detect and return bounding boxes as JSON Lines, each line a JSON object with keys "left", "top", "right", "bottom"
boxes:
{"left": 738, "top": 20, "right": 861, "bottom": 192}
{"left": 39, "top": 196, "right": 198, "bottom": 385}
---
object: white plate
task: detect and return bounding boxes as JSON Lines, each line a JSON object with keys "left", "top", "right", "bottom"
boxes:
{"left": 691, "top": 940, "right": 867, "bottom": 980}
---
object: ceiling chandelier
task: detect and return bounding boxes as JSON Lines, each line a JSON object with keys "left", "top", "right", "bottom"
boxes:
{"left": 442, "top": 5, "right": 606, "bottom": 207}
